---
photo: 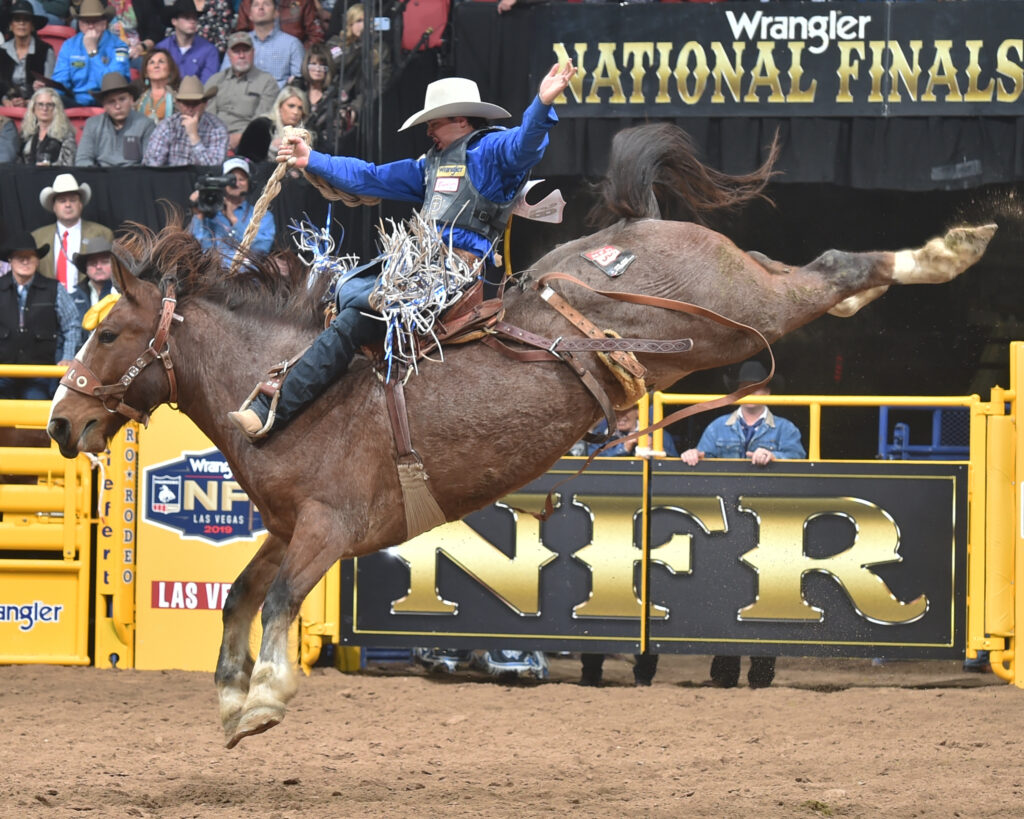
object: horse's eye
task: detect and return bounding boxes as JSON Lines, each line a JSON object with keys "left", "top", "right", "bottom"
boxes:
{"left": 98, "top": 330, "right": 118, "bottom": 344}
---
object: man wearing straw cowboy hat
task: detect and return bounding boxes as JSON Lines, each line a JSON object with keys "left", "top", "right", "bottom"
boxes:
{"left": 31, "top": 172, "right": 113, "bottom": 288}
{"left": 228, "top": 60, "right": 577, "bottom": 439}
{"left": 0, "top": 232, "right": 79, "bottom": 400}
{"left": 76, "top": 72, "right": 154, "bottom": 167}
{"left": 143, "top": 76, "right": 228, "bottom": 167}
{"left": 51, "top": 0, "right": 131, "bottom": 107}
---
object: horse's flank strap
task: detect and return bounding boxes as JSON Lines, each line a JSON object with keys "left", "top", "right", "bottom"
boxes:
{"left": 538, "top": 286, "right": 648, "bottom": 379}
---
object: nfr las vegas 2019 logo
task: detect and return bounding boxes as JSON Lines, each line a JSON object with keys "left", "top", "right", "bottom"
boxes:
{"left": 142, "top": 449, "right": 264, "bottom": 545}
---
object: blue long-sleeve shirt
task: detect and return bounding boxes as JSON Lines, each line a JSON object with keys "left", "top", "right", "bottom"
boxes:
{"left": 190, "top": 200, "right": 275, "bottom": 262}
{"left": 52, "top": 31, "right": 131, "bottom": 106}
{"left": 305, "top": 96, "right": 558, "bottom": 260}
{"left": 695, "top": 408, "right": 806, "bottom": 460}
{"left": 156, "top": 34, "right": 221, "bottom": 85}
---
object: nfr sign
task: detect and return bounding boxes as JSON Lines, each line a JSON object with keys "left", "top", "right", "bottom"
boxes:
{"left": 342, "top": 460, "right": 966, "bottom": 659}
{"left": 141, "top": 448, "right": 265, "bottom": 545}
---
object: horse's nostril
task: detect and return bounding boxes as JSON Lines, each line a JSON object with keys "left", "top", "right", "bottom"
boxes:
{"left": 48, "top": 417, "right": 70, "bottom": 448}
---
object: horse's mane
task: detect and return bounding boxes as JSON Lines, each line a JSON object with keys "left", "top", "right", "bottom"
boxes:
{"left": 114, "top": 209, "right": 326, "bottom": 333}
{"left": 586, "top": 123, "right": 780, "bottom": 230}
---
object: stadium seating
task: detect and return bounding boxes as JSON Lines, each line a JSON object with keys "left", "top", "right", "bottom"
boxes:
{"left": 0, "top": 106, "right": 27, "bottom": 131}
{"left": 64, "top": 106, "right": 103, "bottom": 142}
{"left": 38, "top": 25, "right": 76, "bottom": 58}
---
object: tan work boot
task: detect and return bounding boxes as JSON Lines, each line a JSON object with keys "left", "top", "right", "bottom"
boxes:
{"left": 228, "top": 409, "right": 269, "bottom": 439}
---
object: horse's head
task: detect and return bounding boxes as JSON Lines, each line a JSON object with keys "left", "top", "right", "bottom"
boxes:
{"left": 48, "top": 250, "right": 180, "bottom": 458}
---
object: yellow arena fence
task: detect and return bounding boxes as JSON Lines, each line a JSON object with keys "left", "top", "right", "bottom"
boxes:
{"left": 2, "top": 343, "right": 1024, "bottom": 687}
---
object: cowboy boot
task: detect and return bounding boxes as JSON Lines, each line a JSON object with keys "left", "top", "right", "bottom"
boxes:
{"left": 228, "top": 316, "right": 363, "bottom": 440}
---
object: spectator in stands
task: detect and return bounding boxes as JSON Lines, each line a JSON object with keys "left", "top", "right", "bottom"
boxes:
{"left": 70, "top": 235, "right": 115, "bottom": 345}
{"left": 187, "top": 0, "right": 236, "bottom": 55}
{"left": 135, "top": 48, "right": 180, "bottom": 124}
{"left": 76, "top": 72, "right": 155, "bottom": 166}
{"left": 224, "top": 0, "right": 303, "bottom": 88}
{"left": 31, "top": 172, "right": 114, "bottom": 287}
{"left": 204, "top": 31, "right": 279, "bottom": 151}
{"left": 143, "top": 74, "right": 227, "bottom": 166}
{"left": 296, "top": 42, "right": 342, "bottom": 153}
{"left": 107, "top": 0, "right": 166, "bottom": 62}
{"left": 235, "top": 82, "right": 306, "bottom": 162}
{"left": 0, "top": 113, "right": 18, "bottom": 162}
{"left": 18, "top": 87, "right": 77, "bottom": 165}
{"left": 326, "top": 3, "right": 389, "bottom": 138}
{"left": 237, "top": 0, "right": 323, "bottom": 45}
{"left": 156, "top": 0, "right": 220, "bottom": 85}
{"left": 38, "top": 0, "right": 70, "bottom": 27}
{"left": 0, "top": 232, "right": 78, "bottom": 400}
{"left": 52, "top": 0, "right": 132, "bottom": 107}
{"left": 578, "top": 405, "right": 665, "bottom": 688}
{"left": 680, "top": 359, "right": 805, "bottom": 690}
{"left": 0, "top": 0, "right": 55, "bottom": 108}
{"left": 189, "top": 156, "right": 276, "bottom": 260}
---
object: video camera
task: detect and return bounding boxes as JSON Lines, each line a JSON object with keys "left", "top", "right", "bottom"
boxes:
{"left": 193, "top": 174, "right": 234, "bottom": 217}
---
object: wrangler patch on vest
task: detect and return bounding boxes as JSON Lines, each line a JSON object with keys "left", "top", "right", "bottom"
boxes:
{"left": 581, "top": 245, "right": 636, "bottom": 278}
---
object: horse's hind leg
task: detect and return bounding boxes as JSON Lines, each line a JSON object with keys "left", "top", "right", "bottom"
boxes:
{"left": 826, "top": 223, "right": 997, "bottom": 317}
{"left": 215, "top": 532, "right": 286, "bottom": 741}
{"left": 228, "top": 505, "right": 349, "bottom": 749}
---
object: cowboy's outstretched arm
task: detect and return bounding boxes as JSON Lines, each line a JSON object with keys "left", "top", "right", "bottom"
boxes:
{"left": 537, "top": 60, "right": 577, "bottom": 106}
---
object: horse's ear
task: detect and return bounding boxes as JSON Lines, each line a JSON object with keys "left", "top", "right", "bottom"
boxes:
{"left": 110, "top": 245, "right": 143, "bottom": 301}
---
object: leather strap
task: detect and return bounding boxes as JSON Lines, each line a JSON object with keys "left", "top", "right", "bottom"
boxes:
{"left": 539, "top": 286, "right": 648, "bottom": 379}
{"left": 384, "top": 372, "right": 418, "bottom": 464}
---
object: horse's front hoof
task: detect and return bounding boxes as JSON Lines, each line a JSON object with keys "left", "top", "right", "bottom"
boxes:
{"left": 225, "top": 705, "right": 284, "bottom": 749}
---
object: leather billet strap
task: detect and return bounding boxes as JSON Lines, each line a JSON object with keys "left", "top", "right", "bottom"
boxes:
{"left": 383, "top": 370, "right": 419, "bottom": 465}
{"left": 59, "top": 283, "right": 183, "bottom": 427}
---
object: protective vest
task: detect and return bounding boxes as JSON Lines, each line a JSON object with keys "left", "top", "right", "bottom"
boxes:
{"left": 0, "top": 274, "right": 59, "bottom": 365}
{"left": 419, "top": 128, "right": 525, "bottom": 245}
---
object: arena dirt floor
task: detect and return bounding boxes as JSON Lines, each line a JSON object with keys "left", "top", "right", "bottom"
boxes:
{"left": 0, "top": 653, "right": 1017, "bottom": 818}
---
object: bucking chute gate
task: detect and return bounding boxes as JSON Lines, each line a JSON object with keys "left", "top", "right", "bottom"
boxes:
{"left": 2, "top": 344, "right": 1024, "bottom": 686}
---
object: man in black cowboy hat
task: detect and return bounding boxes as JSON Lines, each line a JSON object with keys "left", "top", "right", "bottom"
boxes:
{"left": 680, "top": 359, "right": 805, "bottom": 689}
{"left": 70, "top": 235, "right": 116, "bottom": 346}
{"left": 155, "top": 0, "right": 221, "bottom": 85}
{"left": 0, "top": 232, "right": 79, "bottom": 401}
{"left": 52, "top": 0, "right": 131, "bottom": 107}
{"left": 76, "top": 72, "right": 155, "bottom": 167}
{"left": 143, "top": 75, "right": 227, "bottom": 167}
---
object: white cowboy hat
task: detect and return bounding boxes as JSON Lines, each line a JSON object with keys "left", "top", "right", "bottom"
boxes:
{"left": 399, "top": 77, "right": 510, "bottom": 132}
{"left": 39, "top": 173, "right": 92, "bottom": 211}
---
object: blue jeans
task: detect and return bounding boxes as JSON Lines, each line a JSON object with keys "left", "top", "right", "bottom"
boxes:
{"left": 0, "top": 377, "right": 55, "bottom": 401}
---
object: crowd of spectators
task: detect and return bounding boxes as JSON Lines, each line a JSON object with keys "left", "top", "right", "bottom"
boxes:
{"left": 0, "top": 0, "right": 395, "bottom": 172}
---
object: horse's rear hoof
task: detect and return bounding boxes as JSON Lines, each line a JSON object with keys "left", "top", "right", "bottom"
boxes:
{"left": 225, "top": 706, "right": 283, "bottom": 749}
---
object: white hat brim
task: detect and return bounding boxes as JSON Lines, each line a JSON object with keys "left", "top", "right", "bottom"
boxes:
{"left": 399, "top": 101, "right": 511, "bottom": 132}
{"left": 40, "top": 181, "right": 92, "bottom": 211}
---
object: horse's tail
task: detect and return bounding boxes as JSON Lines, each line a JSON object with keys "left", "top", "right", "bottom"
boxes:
{"left": 587, "top": 123, "right": 780, "bottom": 229}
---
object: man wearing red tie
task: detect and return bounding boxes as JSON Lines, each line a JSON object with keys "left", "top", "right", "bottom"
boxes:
{"left": 30, "top": 173, "right": 113, "bottom": 293}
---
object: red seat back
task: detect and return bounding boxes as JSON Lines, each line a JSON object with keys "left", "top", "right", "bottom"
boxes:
{"left": 65, "top": 106, "right": 104, "bottom": 142}
{"left": 38, "top": 24, "right": 76, "bottom": 58}
{"left": 0, "top": 105, "right": 27, "bottom": 131}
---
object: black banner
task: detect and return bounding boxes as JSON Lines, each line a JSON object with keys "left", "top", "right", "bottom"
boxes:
{"left": 531, "top": 1, "right": 1022, "bottom": 118}
{"left": 341, "top": 459, "right": 967, "bottom": 659}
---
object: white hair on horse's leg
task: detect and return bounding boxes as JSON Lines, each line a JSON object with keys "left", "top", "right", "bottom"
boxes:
{"left": 893, "top": 223, "right": 998, "bottom": 286}
{"left": 827, "top": 285, "right": 891, "bottom": 318}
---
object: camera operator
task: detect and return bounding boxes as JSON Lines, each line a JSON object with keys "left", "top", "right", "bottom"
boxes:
{"left": 189, "top": 157, "right": 276, "bottom": 261}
